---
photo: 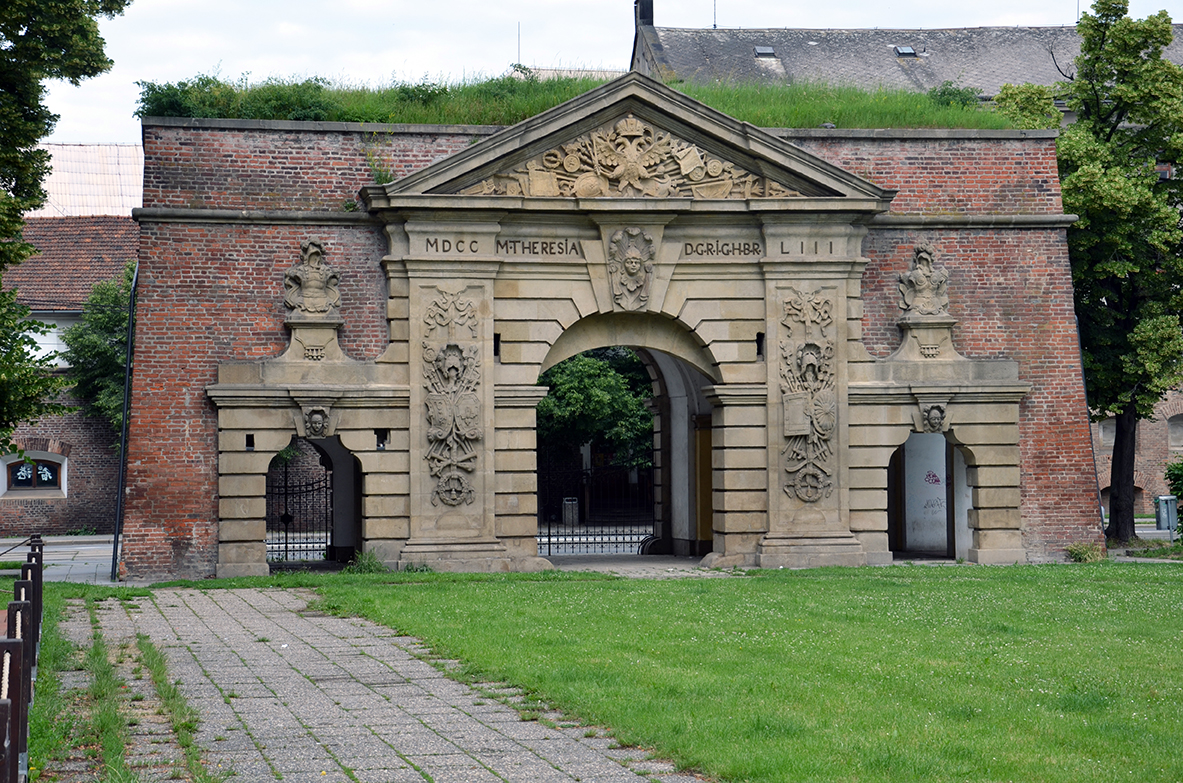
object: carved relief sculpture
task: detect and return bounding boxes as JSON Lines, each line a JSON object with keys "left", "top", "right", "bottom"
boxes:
{"left": 461, "top": 115, "right": 802, "bottom": 199}
{"left": 607, "top": 227, "right": 655, "bottom": 310}
{"left": 422, "top": 289, "right": 482, "bottom": 507}
{"left": 285, "top": 239, "right": 341, "bottom": 316}
{"left": 898, "top": 243, "right": 949, "bottom": 316}
{"left": 304, "top": 406, "right": 330, "bottom": 438}
{"left": 780, "top": 288, "right": 836, "bottom": 503}
{"left": 915, "top": 402, "right": 952, "bottom": 433}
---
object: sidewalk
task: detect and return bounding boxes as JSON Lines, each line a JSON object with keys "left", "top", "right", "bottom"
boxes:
{"left": 66, "top": 587, "right": 701, "bottom": 783}
{"left": 0, "top": 534, "right": 117, "bottom": 583}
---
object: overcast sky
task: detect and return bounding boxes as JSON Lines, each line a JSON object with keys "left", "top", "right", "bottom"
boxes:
{"left": 43, "top": 0, "right": 1176, "bottom": 144}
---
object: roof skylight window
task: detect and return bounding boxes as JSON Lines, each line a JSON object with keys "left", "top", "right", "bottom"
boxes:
{"left": 894, "top": 46, "right": 917, "bottom": 57}
{"left": 754, "top": 46, "right": 776, "bottom": 58}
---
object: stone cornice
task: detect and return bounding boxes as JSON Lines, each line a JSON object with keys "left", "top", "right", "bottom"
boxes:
{"left": 848, "top": 383, "right": 1030, "bottom": 405}
{"left": 703, "top": 383, "right": 768, "bottom": 405}
{"left": 206, "top": 384, "right": 410, "bottom": 408}
{"left": 494, "top": 385, "right": 550, "bottom": 407}
{"left": 133, "top": 208, "right": 381, "bottom": 226}
{"left": 870, "top": 214, "right": 1077, "bottom": 229}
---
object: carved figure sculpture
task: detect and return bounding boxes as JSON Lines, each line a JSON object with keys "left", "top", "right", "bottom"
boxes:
{"left": 460, "top": 115, "right": 802, "bottom": 200}
{"left": 608, "top": 227, "right": 655, "bottom": 310}
{"left": 780, "top": 288, "right": 836, "bottom": 503}
{"left": 899, "top": 243, "right": 949, "bottom": 315}
{"left": 284, "top": 239, "right": 341, "bottom": 315}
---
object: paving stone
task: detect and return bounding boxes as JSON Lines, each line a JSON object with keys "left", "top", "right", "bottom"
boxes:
{"left": 74, "top": 587, "right": 681, "bottom": 783}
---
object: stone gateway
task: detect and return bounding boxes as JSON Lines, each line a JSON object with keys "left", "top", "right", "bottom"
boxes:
{"left": 124, "top": 74, "right": 1102, "bottom": 579}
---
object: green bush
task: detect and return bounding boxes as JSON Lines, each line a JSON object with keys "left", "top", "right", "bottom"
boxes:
{"left": 1164, "top": 457, "right": 1183, "bottom": 497}
{"left": 926, "top": 80, "right": 981, "bottom": 108}
{"left": 1065, "top": 541, "right": 1106, "bottom": 562}
{"left": 340, "top": 549, "right": 390, "bottom": 574}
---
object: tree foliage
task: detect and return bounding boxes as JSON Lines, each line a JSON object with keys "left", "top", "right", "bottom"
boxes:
{"left": 536, "top": 349, "right": 653, "bottom": 468}
{"left": 0, "top": 290, "right": 70, "bottom": 452}
{"left": 1, "top": 0, "right": 132, "bottom": 453}
{"left": 62, "top": 262, "right": 133, "bottom": 435}
{"left": 1001, "top": 1, "right": 1183, "bottom": 542}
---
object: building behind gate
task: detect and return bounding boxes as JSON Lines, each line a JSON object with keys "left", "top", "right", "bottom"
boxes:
{"left": 124, "top": 74, "right": 1101, "bottom": 579}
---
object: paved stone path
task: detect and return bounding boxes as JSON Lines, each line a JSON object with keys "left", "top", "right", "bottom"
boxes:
{"left": 73, "top": 588, "right": 702, "bottom": 783}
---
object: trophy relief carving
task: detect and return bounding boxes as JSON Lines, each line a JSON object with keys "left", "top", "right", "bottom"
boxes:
{"left": 284, "top": 239, "right": 341, "bottom": 316}
{"left": 899, "top": 243, "right": 950, "bottom": 316}
{"left": 422, "top": 288, "right": 482, "bottom": 507}
{"left": 460, "top": 115, "right": 802, "bottom": 200}
{"left": 780, "top": 288, "right": 836, "bottom": 503}
{"left": 607, "top": 227, "right": 655, "bottom": 311}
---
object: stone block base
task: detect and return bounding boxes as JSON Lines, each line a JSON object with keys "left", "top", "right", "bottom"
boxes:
{"left": 757, "top": 533, "right": 867, "bottom": 568}
{"left": 216, "top": 563, "right": 270, "bottom": 578}
{"left": 399, "top": 539, "right": 553, "bottom": 572}
{"left": 969, "top": 548, "right": 1027, "bottom": 565}
{"left": 698, "top": 551, "right": 756, "bottom": 569}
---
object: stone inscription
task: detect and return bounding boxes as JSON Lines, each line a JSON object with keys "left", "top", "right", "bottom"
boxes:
{"left": 780, "top": 287, "right": 836, "bottom": 503}
{"left": 682, "top": 241, "right": 762, "bottom": 257}
{"left": 425, "top": 237, "right": 481, "bottom": 254}
{"left": 460, "top": 115, "right": 802, "bottom": 200}
{"left": 422, "top": 288, "right": 482, "bottom": 507}
{"left": 495, "top": 238, "right": 582, "bottom": 257}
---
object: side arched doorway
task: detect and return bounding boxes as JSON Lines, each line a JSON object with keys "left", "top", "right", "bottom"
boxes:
{"left": 265, "top": 435, "right": 362, "bottom": 565}
{"left": 887, "top": 433, "right": 971, "bottom": 560}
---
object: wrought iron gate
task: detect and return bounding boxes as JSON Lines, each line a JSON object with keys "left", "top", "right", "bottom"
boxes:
{"left": 266, "top": 468, "right": 332, "bottom": 562}
{"left": 536, "top": 461, "right": 655, "bottom": 555}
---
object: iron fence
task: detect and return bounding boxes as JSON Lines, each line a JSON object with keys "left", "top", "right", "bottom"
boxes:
{"left": 537, "top": 462, "right": 655, "bottom": 555}
{"left": 266, "top": 471, "right": 332, "bottom": 562}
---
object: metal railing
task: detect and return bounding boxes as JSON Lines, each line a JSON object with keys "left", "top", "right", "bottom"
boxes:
{"left": 0, "top": 535, "right": 44, "bottom": 783}
{"left": 537, "top": 463, "right": 656, "bottom": 555}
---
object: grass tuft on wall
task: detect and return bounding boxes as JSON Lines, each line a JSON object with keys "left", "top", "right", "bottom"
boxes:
{"left": 135, "top": 71, "right": 1014, "bottom": 130}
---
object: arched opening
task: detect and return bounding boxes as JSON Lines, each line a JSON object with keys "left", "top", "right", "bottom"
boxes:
{"left": 534, "top": 345, "right": 715, "bottom": 557}
{"left": 1100, "top": 485, "right": 1146, "bottom": 517}
{"left": 265, "top": 436, "right": 362, "bottom": 565}
{"left": 886, "top": 433, "right": 971, "bottom": 560}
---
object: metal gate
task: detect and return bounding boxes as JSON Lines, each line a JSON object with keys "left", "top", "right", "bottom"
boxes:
{"left": 266, "top": 468, "right": 332, "bottom": 562}
{"left": 537, "top": 461, "right": 655, "bottom": 555}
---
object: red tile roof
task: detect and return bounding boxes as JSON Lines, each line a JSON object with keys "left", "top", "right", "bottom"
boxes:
{"left": 4, "top": 216, "right": 139, "bottom": 311}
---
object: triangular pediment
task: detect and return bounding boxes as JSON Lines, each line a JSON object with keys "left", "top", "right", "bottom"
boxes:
{"left": 372, "top": 72, "right": 894, "bottom": 205}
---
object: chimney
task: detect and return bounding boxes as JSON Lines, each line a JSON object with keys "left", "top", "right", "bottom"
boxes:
{"left": 635, "top": 0, "right": 653, "bottom": 27}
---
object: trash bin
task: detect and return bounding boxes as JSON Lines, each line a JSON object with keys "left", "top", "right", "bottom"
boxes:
{"left": 1155, "top": 495, "right": 1177, "bottom": 531}
{"left": 562, "top": 498, "right": 579, "bottom": 527}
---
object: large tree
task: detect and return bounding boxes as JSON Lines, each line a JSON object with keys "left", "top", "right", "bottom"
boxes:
{"left": 0, "top": 0, "right": 132, "bottom": 451}
{"left": 62, "top": 261, "right": 134, "bottom": 435}
{"left": 536, "top": 349, "right": 654, "bottom": 468}
{"left": 1000, "top": 1, "right": 1183, "bottom": 542}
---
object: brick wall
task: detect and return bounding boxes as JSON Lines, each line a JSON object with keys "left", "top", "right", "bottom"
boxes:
{"left": 1, "top": 394, "right": 120, "bottom": 536}
{"left": 124, "top": 121, "right": 1100, "bottom": 577}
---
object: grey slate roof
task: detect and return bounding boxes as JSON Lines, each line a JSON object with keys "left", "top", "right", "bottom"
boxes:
{"left": 633, "top": 24, "right": 1183, "bottom": 96}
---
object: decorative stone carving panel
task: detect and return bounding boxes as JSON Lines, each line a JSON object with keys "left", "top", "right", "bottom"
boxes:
{"left": 460, "top": 115, "right": 803, "bottom": 199}
{"left": 780, "top": 287, "right": 837, "bottom": 503}
{"left": 422, "top": 288, "right": 482, "bottom": 507}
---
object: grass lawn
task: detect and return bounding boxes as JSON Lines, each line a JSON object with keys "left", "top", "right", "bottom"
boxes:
{"left": 284, "top": 563, "right": 1182, "bottom": 783}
